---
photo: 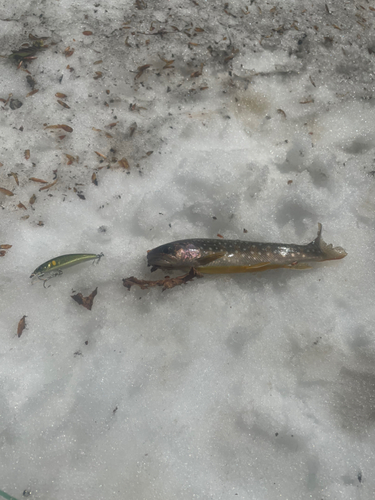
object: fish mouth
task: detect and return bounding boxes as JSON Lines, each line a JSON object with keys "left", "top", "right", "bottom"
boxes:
{"left": 147, "top": 251, "right": 179, "bottom": 271}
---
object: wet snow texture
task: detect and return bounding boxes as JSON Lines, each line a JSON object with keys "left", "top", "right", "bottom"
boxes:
{"left": 1, "top": 0, "right": 375, "bottom": 498}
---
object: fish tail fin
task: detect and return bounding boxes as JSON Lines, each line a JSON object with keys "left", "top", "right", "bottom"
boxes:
{"left": 309, "top": 223, "right": 347, "bottom": 260}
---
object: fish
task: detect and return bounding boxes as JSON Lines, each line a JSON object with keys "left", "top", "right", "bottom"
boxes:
{"left": 147, "top": 224, "right": 347, "bottom": 274}
{"left": 30, "top": 253, "right": 104, "bottom": 287}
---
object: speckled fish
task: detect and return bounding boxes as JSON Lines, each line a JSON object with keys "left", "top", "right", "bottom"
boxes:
{"left": 147, "top": 224, "right": 347, "bottom": 274}
{"left": 30, "top": 253, "right": 104, "bottom": 287}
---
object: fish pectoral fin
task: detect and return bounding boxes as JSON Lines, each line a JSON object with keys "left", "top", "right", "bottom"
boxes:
{"left": 196, "top": 252, "right": 226, "bottom": 266}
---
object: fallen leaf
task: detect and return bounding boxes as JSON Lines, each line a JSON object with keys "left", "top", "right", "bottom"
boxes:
{"left": 26, "top": 89, "right": 39, "bottom": 97}
{"left": 17, "top": 315, "right": 27, "bottom": 337}
{"left": 29, "top": 194, "right": 36, "bottom": 204}
{"left": 92, "top": 172, "right": 98, "bottom": 185}
{"left": 83, "top": 31, "right": 93, "bottom": 35}
{"left": 118, "top": 157, "right": 130, "bottom": 169}
{"left": 93, "top": 71, "right": 102, "bottom": 79}
{"left": 29, "top": 177, "right": 48, "bottom": 183}
{"left": 95, "top": 151, "right": 107, "bottom": 158}
{"left": 135, "top": 64, "right": 151, "bottom": 79}
{"left": 18, "top": 202, "right": 27, "bottom": 209}
{"left": 57, "top": 99, "right": 70, "bottom": 108}
{"left": 39, "top": 179, "right": 57, "bottom": 191}
{"left": 0, "top": 187, "right": 14, "bottom": 196}
{"left": 55, "top": 92, "right": 67, "bottom": 98}
{"left": 25, "top": 149, "right": 30, "bottom": 159}
{"left": 0, "top": 251, "right": 6, "bottom": 257}
{"left": 71, "top": 287, "right": 98, "bottom": 310}
{"left": 93, "top": 60, "right": 103, "bottom": 65}
{"left": 217, "top": 233, "right": 224, "bottom": 238}
{"left": 45, "top": 124, "right": 73, "bottom": 132}
{"left": 107, "top": 121, "right": 118, "bottom": 128}
{"left": 123, "top": 267, "right": 202, "bottom": 291}
{"left": 64, "top": 47, "right": 75, "bottom": 57}
{"left": 65, "top": 153, "right": 77, "bottom": 165}
{"left": 0, "top": 244, "right": 12, "bottom": 249}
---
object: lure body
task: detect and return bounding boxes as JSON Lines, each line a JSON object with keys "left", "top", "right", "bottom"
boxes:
{"left": 30, "top": 253, "right": 104, "bottom": 280}
{"left": 147, "top": 224, "right": 347, "bottom": 274}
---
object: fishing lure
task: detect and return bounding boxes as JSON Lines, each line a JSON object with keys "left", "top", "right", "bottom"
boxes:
{"left": 30, "top": 253, "right": 104, "bottom": 287}
{"left": 147, "top": 224, "right": 346, "bottom": 274}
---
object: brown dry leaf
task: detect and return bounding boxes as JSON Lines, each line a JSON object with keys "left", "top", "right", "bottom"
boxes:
{"left": 29, "top": 177, "right": 48, "bottom": 183}
{"left": 55, "top": 92, "right": 67, "bottom": 98}
{"left": 8, "top": 172, "right": 19, "bottom": 185}
{"left": 195, "top": 27, "right": 204, "bottom": 32}
{"left": 71, "top": 287, "right": 98, "bottom": 310}
{"left": 29, "top": 194, "right": 36, "bottom": 204}
{"left": 64, "top": 47, "right": 75, "bottom": 57}
{"left": 217, "top": 233, "right": 224, "bottom": 238}
{"left": 45, "top": 124, "right": 73, "bottom": 132}
{"left": 95, "top": 151, "right": 107, "bottom": 159}
{"left": 57, "top": 99, "right": 70, "bottom": 109}
{"left": 200, "top": 86, "right": 208, "bottom": 91}
{"left": 26, "top": 89, "right": 39, "bottom": 97}
{"left": 224, "top": 48, "right": 239, "bottom": 63}
{"left": 123, "top": 267, "right": 202, "bottom": 291}
{"left": 18, "top": 202, "right": 27, "bottom": 209}
{"left": 135, "top": 64, "right": 151, "bottom": 79}
{"left": 21, "top": 215, "right": 30, "bottom": 220}
{"left": 93, "top": 60, "right": 103, "bottom": 65}
{"left": 93, "top": 71, "right": 102, "bottom": 80}
{"left": 299, "top": 99, "right": 314, "bottom": 104}
{"left": 83, "top": 31, "right": 93, "bottom": 35}
{"left": 0, "top": 250, "right": 6, "bottom": 257}
{"left": 25, "top": 149, "right": 30, "bottom": 159}
{"left": 39, "top": 179, "right": 57, "bottom": 191}
{"left": 118, "top": 157, "right": 130, "bottom": 169}
{"left": 107, "top": 121, "right": 118, "bottom": 128}
{"left": 92, "top": 172, "right": 98, "bottom": 185}
{"left": 17, "top": 315, "right": 27, "bottom": 338}
{"left": 65, "top": 154, "right": 77, "bottom": 165}
{"left": 0, "top": 187, "right": 14, "bottom": 196}
{"left": 277, "top": 108, "right": 286, "bottom": 118}
{"left": 0, "top": 244, "right": 12, "bottom": 249}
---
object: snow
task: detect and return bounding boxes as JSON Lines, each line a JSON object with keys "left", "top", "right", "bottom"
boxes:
{"left": 1, "top": 0, "right": 375, "bottom": 498}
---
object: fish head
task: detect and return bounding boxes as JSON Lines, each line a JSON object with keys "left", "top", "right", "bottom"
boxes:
{"left": 147, "top": 241, "right": 201, "bottom": 271}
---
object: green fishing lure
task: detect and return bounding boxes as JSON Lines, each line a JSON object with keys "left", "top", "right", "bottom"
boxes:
{"left": 30, "top": 253, "right": 104, "bottom": 287}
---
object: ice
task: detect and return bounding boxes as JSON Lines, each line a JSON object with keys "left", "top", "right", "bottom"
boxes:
{"left": 1, "top": 0, "right": 375, "bottom": 499}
